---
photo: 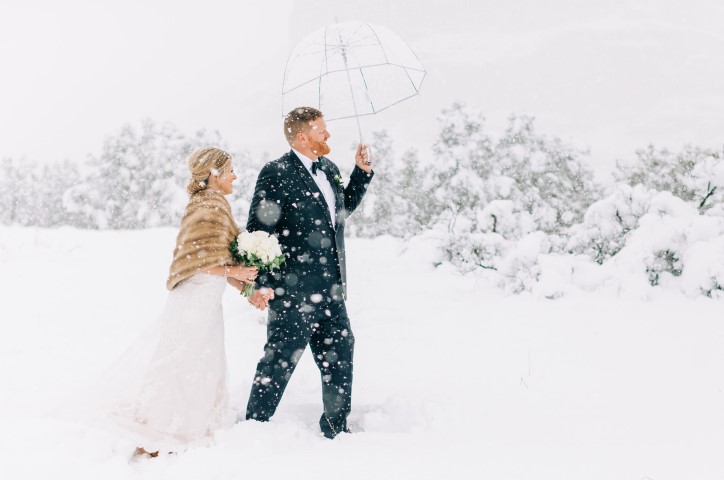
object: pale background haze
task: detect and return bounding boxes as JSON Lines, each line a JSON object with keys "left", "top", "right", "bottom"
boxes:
{"left": 1, "top": 0, "right": 723, "bottom": 177}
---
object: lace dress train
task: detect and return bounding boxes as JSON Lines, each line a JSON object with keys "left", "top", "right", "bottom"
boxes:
{"left": 108, "top": 273, "right": 231, "bottom": 451}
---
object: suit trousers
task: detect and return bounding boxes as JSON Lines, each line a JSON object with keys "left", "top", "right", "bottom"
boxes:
{"left": 245, "top": 294, "right": 355, "bottom": 437}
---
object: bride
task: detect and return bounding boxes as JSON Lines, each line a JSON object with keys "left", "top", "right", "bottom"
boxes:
{"left": 107, "top": 147, "right": 258, "bottom": 457}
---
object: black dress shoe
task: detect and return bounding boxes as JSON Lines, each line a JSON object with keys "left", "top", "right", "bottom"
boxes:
{"left": 319, "top": 414, "right": 350, "bottom": 439}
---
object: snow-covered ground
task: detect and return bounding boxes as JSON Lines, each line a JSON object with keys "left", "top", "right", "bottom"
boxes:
{"left": 2, "top": 227, "right": 724, "bottom": 479}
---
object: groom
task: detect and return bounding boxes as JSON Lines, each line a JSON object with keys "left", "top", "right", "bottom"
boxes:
{"left": 245, "top": 106, "right": 374, "bottom": 438}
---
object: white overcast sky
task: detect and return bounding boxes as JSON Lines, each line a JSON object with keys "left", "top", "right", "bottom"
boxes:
{"left": 1, "top": 0, "right": 723, "bottom": 177}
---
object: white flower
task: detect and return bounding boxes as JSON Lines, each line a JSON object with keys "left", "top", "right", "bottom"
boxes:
{"left": 237, "top": 231, "right": 283, "bottom": 265}
{"left": 236, "top": 232, "right": 256, "bottom": 254}
{"left": 251, "top": 230, "right": 270, "bottom": 241}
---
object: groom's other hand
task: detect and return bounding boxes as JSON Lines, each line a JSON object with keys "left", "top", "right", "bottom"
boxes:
{"left": 355, "top": 144, "right": 373, "bottom": 173}
{"left": 248, "top": 288, "right": 274, "bottom": 310}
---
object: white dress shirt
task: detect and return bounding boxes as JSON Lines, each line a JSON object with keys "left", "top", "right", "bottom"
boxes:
{"left": 292, "top": 148, "right": 337, "bottom": 226}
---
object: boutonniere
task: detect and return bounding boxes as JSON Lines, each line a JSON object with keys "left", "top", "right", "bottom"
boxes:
{"left": 333, "top": 174, "right": 344, "bottom": 187}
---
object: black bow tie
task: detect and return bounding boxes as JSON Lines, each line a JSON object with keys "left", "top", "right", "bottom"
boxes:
{"left": 311, "top": 160, "right": 322, "bottom": 175}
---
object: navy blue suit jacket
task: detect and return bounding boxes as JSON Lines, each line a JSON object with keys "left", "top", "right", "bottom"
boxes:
{"left": 247, "top": 150, "right": 373, "bottom": 301}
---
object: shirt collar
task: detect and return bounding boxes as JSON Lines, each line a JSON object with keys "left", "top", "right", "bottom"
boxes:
{"left": 292, "top": 148, "right": 319, "bottom": 171}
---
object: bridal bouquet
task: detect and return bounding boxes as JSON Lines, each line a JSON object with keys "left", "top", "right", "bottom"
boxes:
{"left": 230, "top": 231, "right": 285, "bottom": 297}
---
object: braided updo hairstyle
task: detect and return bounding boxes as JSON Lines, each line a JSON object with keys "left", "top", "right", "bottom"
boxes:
{"left": 186, "top": 147, "right": 232, "bottom": 195}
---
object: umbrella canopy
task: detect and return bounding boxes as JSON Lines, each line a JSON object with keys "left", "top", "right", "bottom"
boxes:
{"left": 282, "top": 21, "right": 426, "bottom": 139}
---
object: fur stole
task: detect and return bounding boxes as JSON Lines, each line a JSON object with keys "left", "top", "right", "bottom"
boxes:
{"left": 166, "top": 189, "right": 241, "bottom": 290}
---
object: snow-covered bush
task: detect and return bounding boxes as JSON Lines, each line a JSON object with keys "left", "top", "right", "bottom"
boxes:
{"left": 494, "top": 231, "right": 553, "bottom": 294}
{"left": 615, "top": 144, "right": 724, "bottom": 214}
{"left": 423, "top": 107, "right": 723, "bottom": 298}
{"left": 567, "top": 184, "right": 657, "bottom": 264}
{"left": 566, "top": 185, "right": 724, "bottom": 296}
{"left": 443, "top": 231, "right": 505, "bottom": 273}
{"left": 432, "top": 104, "right": 600, "bottom": 274}
{"left": 609, "top": 192, "right": 696, "bottom": 287}
{"left": 678, "top": 231, "right": 724, "bottom": 298}
{"left": 447, "top": 190, "right": 724, "bottom": 298}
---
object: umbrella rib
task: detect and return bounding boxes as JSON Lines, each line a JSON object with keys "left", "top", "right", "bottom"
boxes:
{"left": 346, "top": 23, "right": 371, "bottom": 45}
{"left": 358, "top": 68, "right": 376, "bottom": 113}
{"left": 317, "top": 72, "right": 322, "bottom": 111}
{"left": 281, "top": 62, "right": 385, "bottom": 92}
{"left": 398, "top": 32, "right": 427, "bottom": 82}
{"left": 403, "top": 66, "right": 419, "bottom": 93}
{"left": 322, "top": 92, "right": 423, "bottom": 122}
{"left": 282, "top": 62, "right": 426, "bottom": 93}
{"left": 417, "top": 70, "right": 428, "bottom": 93}
{"left": 341, "top": 35, "right": 373, "bottom": 115}
{"left": 345, "top": 35, "right": 376, "bottom": 115}
{"left": 366, "top": 23, "right": 389, "bottom": 64}
{"left": 324, "top": 26, "right": 329, "bottom": 75}
{"left": 338, "top": 28, "right": 364, "bottom": 142}
{"left": 323, "top": 41, "right": 378, "bottom": 48}
{"left": 320, "top": 26, "right": 329, "bottom": 111}
{"left": 324, "top": 62, "right": 388, "bottom": 73}
{"left": 281, "top": 35, "right": 301, "bottom": 117}
{"left": 385, "top": 64, "right": 426, "bottom": 73}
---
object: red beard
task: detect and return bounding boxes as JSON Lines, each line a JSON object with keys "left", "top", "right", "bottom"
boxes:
{"left": 309, "top": 139, "right": 331, "bottom": 157}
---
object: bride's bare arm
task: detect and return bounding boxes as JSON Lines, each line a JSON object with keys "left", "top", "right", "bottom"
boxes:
{"left": 203, "top": 265, "right": 258, "bottom": 284}
{"left": 226, "top": 276, "right": 247, "bottom": 292}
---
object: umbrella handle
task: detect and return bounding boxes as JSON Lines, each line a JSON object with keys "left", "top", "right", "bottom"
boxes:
{"left": 353, "top": 118, "right": 373, "bottom": 166}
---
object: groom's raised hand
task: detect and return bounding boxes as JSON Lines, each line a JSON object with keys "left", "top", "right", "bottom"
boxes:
{"left": 355, "top": 144, "right": 373, "bottom": 173}
{"left": 248, "top": 288, "right": 274, "bottom": 310}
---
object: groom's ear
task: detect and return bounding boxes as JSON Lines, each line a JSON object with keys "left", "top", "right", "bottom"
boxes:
{"left": 294, "top": 130, "right": 307, "bottom": 146}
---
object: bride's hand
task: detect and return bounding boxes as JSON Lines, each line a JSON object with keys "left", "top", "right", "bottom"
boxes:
{"left": 230, "top": 265, "right": 258, "bottom": 284}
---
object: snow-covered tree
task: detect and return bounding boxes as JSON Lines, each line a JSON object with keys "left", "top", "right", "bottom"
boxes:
{"left": 392, "top": 148, "right": 439, "bottom": 237}
{"left": 32, "top": 160, "right": 84, "bottom": 227}
{"left": 345, "top": 130, "right": 443, "bottom": 239}
{"left": 0, "top": 157, "right": 49, "bottom": 226}
{"left": 225, "top": 149, "right": 263, "bottom": 226}
{"left": 65, "top": 120, "right": 230, "bottom": 229}
{"left": 346, "top": 130, "right": 397, "bottom": 237}
{"left": 492, "top": 115, "right": 599, "bottom": 236}
{"left": 0, "top": 157, "right": 18, "bottom": 224}
{"left": 430, "top": 102, "right": 494, "bottom": 234}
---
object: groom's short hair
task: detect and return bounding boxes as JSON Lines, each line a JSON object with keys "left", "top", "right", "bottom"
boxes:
{"left": 284, "top": 106, "right": 323, "bottom": 145}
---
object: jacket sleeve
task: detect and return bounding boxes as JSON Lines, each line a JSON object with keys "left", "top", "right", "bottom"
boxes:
{"left": 246, "top": 162, "right": 286, "bottom": 289}
{"left": 343, "top": 165, "right": 374, "bottom": 215}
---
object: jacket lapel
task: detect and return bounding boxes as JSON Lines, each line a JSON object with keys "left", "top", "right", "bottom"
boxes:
{"left": 289, "top": 150, "right": 335, "bottom": 230}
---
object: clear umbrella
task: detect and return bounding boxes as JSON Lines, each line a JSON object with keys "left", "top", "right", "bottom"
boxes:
{"left": 282, "top": 21, "right": 426, "bottom": 143}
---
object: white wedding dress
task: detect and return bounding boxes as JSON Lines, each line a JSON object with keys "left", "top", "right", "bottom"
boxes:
{"left": 105, "top": 273, "right": 231, "bottom": 451}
